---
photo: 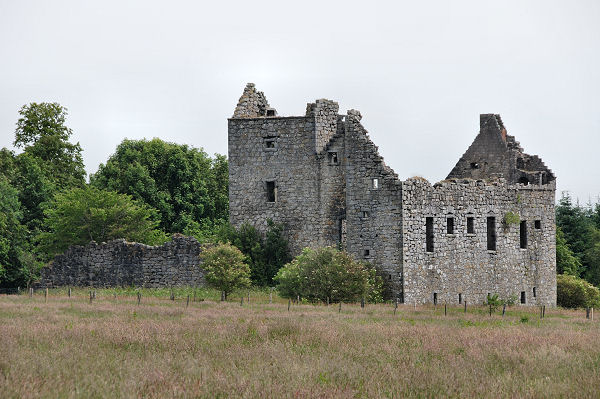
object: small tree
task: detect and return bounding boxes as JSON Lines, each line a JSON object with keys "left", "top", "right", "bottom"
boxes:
{"left": 201, "top": 243, "right": 251, "bottom": 300}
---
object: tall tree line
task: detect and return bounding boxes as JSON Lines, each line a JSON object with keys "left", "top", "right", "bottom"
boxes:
{"left": 556, "top": 193, "right": 600, "bottom": 286}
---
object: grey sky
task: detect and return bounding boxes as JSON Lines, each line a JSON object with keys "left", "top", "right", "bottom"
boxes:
{"left": 1, "top": 0, "right": 599, "bottom": 203}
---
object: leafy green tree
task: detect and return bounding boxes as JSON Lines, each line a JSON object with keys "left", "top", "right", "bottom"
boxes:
{"left": 583, "top": 229, "right": 600, "bottom": 286}
{"left": 557, "top": 274, "right": 600, "bottom": 308}
{"left": 14, "top": 102, "right": 85, "bottom": 188}
{"left": 200, "top": 243, "right": 251, "bottom": 300}
{"left": 37, "top": 186, "right": 167, "bottom": 259}
{"left": 274, "top": 247, "right": 383, "bottom": 303}
{"left": 212, "top": 220, "right": 291, "bottom": 286}
{"left": 0, "top": 178, "right": 27, "bottom": 287}
{"left": 556, "top": 227, "right": 582, "bottom": 276}
{"left": 91, "top": 138, "right": 228, "bottom": 234}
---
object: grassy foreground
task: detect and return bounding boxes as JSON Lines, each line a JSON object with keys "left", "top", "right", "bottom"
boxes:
{"left": 1, "top": 290, "right": 599, "bottom": 398}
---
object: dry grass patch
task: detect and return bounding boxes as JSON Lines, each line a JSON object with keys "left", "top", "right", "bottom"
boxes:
{"left": 0, "top": 294, "right": 599, "bottom": 398}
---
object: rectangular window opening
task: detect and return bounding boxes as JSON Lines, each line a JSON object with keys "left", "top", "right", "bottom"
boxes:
{"left": 467, "top": 216, "right": 475, "bottom": 234}
{"left": 433, "top": 292, "right": 438, "bottom": 305}
{"left": 458, "top": 293, "right": 462, "bottom": 304}
{"left": 264, "top": 136, "right": 277, "bottom": 149}
{"left": 363, "top": 249, "right": 370, "bottom": 257}
{"left": 266, "top": 181, "right": 276, "bottom": 202}
{"left": 533, "top": 287, "right": 536, "bottom": 298}
{"left": 266, "top": 109, "right": 276, "bottom": 117}
{"left": 520, "top": 291, "right": 526, "bottom": 304}
{"left": 426, "top": 217, "right": 434, "bottom": 253}
{"left": 487, "top": 217, "right": 496, "bottom": 251}
{"left": 447, "top": 217, "right": 454, "bottom": 234}
{"left": 362, "top": 211, "right": 369, "bottom": 218}
{"left": 520, "top": 220, "right": 528, "bottom": 249}
{"left": 534, "top": 220, "right": 541, "bottom": 230}
{"left": 328, "top": 152, "right": 338, "bottom": 165}
{"left": 372, "top": 178, "right": 379, "bottom": 189}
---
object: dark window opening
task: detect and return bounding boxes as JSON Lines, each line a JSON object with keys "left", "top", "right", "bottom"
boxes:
{"left": 362, "top": 211, "right": 369, "bottom": 218}
{"left": 458, "top": 293, "right": 462, "bottom": 304}
{"left": 520, "top": 220, "right": 528, "bottom": 249}
{"left": 328, "top": 152, "right": 338, "bottom": 164}
{"left": 266, "top": 181, "right": 276, "bottom": 202}
{"left": 467, "top": 216, "right": 475, "bottom": 234}
{"left": 426, "top": 217, "right": 434, "bottom": 252}
{"left": 388, "top": 274, "right": 392, "bottom": 280}
{"left": 520, "top": 291, "right": 526, "bottom": 304}
{"left": 433, "top": 292, "right": 438, "bottom": 305}
{"left": 363, "top": 249, "right": 370, "bottom": 257}
{"left": 519, "top": 177, "right": 529, "bottom": 185}
{"left": 487, "top": 217, "right": 496, "bottom": 251}
{"left": 266, "top": 109, "right": 276, "bottom": 117}
{"left": 470, "top": 162, "right": 479, "bottom": 169}
{"left": 533, "top": 287, "right": 536, "bottom": 298}
{"left": 372, "top": 178, "right": 379, "bottom": 189}
{"left": 534, "top": 220, "right": 541, "bottom": 230}
{"left": 447, "top": 217, "right": 454, "bottom": 234}
{"left": 399, "top": 292, "right": 404, "bottom": 304}
{"left": 264, "top": 136, "right": 277, "bottom": 149}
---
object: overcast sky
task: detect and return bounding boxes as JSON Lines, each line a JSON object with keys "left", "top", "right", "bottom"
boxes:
{"left": 1, "top": 0, "right": 599, "bottom": 203}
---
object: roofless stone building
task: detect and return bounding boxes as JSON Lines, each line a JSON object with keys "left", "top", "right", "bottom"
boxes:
{"left": 228, "top": 83, "right": 557, "bottom": 305}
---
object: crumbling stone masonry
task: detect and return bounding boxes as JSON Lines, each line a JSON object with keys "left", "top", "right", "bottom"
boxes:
{"left": 39, "top": 235, "right": 204, "bottom": 288}
{"left": 229, "top": 83, "right": 557, "bottom": 305}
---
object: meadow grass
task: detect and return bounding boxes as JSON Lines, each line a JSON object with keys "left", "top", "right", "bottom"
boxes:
{"left": 1, "top": 290, "right": 599, "bottom": 398}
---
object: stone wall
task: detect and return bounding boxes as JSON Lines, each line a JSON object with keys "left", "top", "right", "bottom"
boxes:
{"left": 401, "top": 178, "right": 556, "bottom": 305}
{"left": 39, "top": 235, "right": 205, "bottom": 288}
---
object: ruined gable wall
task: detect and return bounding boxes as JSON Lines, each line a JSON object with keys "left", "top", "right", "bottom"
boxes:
{"left": 344, "top": 111, "right": 404, "bottom": 297}
{"left": 39, "top": 236, "right": 204, "bottom": 288}
{"left": 401, "top": 179, "right": 556, "bottom": 305}
{"left": 228, "top": 116, "right": 337, "bottom": 255}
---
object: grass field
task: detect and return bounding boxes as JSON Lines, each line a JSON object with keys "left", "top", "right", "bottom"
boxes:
{"left": 1, "top": 289, "right": 599, "bottom": 398}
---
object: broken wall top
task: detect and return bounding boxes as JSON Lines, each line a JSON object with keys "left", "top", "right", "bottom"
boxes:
{"left": 446, "top": 114, "right": 555, "bottom": 185}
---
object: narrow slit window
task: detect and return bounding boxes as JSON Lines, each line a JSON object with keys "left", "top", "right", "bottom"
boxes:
{"left": 520, "top": 291, "right": 526, "bottom": 304}
{"left": 520, "top": 221, "right": 528, "bottom": 249}
{"left": 426, "top": 217, "right": 434, "bottom": 253}
{"left": 487, "top": 217, "right": 496, "bottom": 251}
{"left": 266, "top": 181, "right": 276, "bottom": 202}
{"left": 372, "top": 178, "right": 379, "bottom": 189}
{"left": 534, "top": 220, "right": 541, "bottom": 230}
{"left": 447, "top": 217, "right": 454, "bottom": 234}
{"left": 467, "top": 217, "right": 475, "bottom": 234}
{"left": 458, "top": 293, "right": 462, "bottom": 304}
{"left": 533, "top": 287, "right": 536, "bottom": 298}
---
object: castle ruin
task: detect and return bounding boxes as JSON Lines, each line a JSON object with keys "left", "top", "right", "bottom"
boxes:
{"left": 228, "top": 83, "right": 557, "bottom": 305}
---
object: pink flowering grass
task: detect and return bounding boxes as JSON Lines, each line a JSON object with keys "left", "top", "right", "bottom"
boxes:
{"left": 0, "top": 292, "right": 598, "bottom": 398}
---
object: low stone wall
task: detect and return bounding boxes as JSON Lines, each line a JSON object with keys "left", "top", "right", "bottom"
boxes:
{"left": 39, "top": 235, "right": 205, "bottom": 288}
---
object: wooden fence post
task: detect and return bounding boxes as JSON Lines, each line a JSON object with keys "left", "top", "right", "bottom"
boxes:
{"left": 502, "top": 304, "right": 506, "bottom": 317}
{"left": 327, "top": 297, "right": 329, "bottom": 306}
{"left": 338, "top": 302, "right": 341, "bottom": 313}
{"left": 288, "top": 299, "right": 290, "bottom": 311}
{"left": 297, "top": 295, "right": 300, "bottom": 305}
{"left": 45, "top": 288, "right": 48, "bottom": 303}
{"left": 240, "top": 296, "right": 243, "bottom": 306}
{"left": 221, "top": 291, "right": 225, "bottom": 302}
{"left": 68, "top": 287, "right": 71, "bottom": 298}
{"left": 586, "top": 307, "right": 590, "bottom": 319}
{"left": 29, "top": 287, "right": 33, "bottom": 298}
{"left": 186, "top": 295, "right": 190, "bottom": 308}
{"left": 269, "top": 289, "right": 272, "bottom": 304}
{"left": 394, "top": 298, "right": 398, "bottom": 315}
{"left": 464, "top": 300, "right": 467, "bottom": 313}
{"left": 170, "top": 290, "right": 174, "bottom": 301}
{"left": 361, "top": 298, "right": 365, "bottom": 309}
{"left": 137, "top": 292, "right": 141, "bottom": 305}
{"left": 89, "top": 291, "right": 93, "bottom": 304}
{"left": 444, "top": 303, "right": 447, "bottom": 316}
{"left": 488, "top": 304, "right": 492, "bottom": 317}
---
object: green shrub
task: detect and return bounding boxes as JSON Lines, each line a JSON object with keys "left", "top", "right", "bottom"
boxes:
{"left": 557, "top": 274, "right": 600, "bottom": 308}
{"left": 274, "top": 246, "right": 383, "bottom": 303}
{"left": 503, "top": 211, "right": 520, "bottom": 226}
